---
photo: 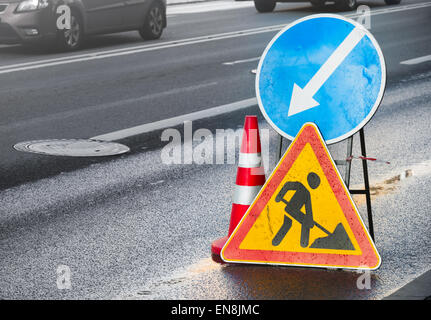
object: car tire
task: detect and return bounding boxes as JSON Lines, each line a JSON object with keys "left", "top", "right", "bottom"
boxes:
{"left": 254, "top": 0, "right": 276, "bottom": 13}
{"left": 336, "top": 0, "right": 357, "bottom": 11}
{"left": 384, "top": 0, "right": 401, "bottom": 4}
{"left": 310, "top": 0, "right": 326, "bottom": 9}
{"left": 139, "top": 1, "right": 165, "bottom": 40}
{"left": 57, "top": 11, "right": 83, "bottom": 51}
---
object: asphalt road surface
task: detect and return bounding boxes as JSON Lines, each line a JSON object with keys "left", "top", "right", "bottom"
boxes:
{"left": 0, "top": 0, "right": 430, "bottom": 299}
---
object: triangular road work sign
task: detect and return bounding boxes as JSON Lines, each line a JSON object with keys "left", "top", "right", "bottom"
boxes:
{"left": 221, "top": 123, "right": 381, "bottom": 270}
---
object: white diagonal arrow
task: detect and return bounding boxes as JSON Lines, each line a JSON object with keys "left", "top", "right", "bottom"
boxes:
{"left": 288, "top": 27, "right": 366, "bottom": 117}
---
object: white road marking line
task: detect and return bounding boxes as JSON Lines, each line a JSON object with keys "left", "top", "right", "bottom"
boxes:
{"left": 345, "top": 1, "right": 431, "bottom": 19}
{"left": 400, "top": 54, "right": 431, "bottom": 65}
{"left": 0, "top": 44, "right": 21, "bottom": 49}
{"left": 0, "top": 25, "right": 285, "bottom": 75}
{"left": 223, "top": 57, "right": 260, "bottom": 66}
{"left": 150, "top": 180, "right": 165, "bottom": 185}
{"left": 91, "top": 97, "right": 257, "bottom": 141}
{"left": 0, "top": 2, "right": 430, "bottom": 75}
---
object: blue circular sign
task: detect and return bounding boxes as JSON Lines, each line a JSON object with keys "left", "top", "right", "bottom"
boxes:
{"left": 256, "top": 14, "right": 386, "bottom": 144}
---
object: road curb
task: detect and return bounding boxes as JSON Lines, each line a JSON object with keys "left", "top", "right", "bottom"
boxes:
{"left": 383, "top": 269, "right": 431, "bottom": 300}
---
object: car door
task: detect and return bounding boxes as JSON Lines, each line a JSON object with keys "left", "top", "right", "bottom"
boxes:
{"left": 122, "top": 0, "right": 148, "bottom": 29}
{"left": 82, "top": 0, "right": 125, "bottom": 33}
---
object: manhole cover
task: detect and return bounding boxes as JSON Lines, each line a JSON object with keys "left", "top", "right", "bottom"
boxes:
{"left": 14, "top": 139, "right": 130, "bottom": 157}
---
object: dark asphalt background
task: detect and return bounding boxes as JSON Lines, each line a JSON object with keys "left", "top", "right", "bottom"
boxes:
{"left": 0, "top": 0, "right": 430, "bottom": 190}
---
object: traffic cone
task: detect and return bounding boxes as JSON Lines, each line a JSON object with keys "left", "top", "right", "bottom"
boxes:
{"left": 211, "top": 116, "right": 266, "bottom": 263}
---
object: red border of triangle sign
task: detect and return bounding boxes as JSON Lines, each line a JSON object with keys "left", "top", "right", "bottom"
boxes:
{"left": 221, "top": 123, "right": 381, "bottom": 270}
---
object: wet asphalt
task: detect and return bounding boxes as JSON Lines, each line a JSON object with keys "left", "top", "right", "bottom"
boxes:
{"left": 0, "top": 0, "right": 430, "bottom": 299}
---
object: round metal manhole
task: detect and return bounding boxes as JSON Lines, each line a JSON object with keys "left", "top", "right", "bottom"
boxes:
{"left": 13, "top": 139, "right": 130, "bottom": 157}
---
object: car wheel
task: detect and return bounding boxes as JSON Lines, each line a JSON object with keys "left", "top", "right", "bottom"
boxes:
{"left": 336, "top": 0, "right": 357, "bottom": 11}
{"left": 57, "top": 12, "right": 83, "bottom": 51}
{"left": 139, "top": 1, "right": 165, "bottom": 40}
{"left": 254, "top": 0, "right": 276, "bottom": 13}
{"left": 310, "top": 0, "right": 326, "bottom": 9}
{"left": 384, "top": 0, "right": 401, "bottom": 4}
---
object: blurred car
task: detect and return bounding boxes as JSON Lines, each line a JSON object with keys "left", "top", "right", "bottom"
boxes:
{"left": 253, "top": 0, "right": 401, "bottom": 12}
{"left": 0, "top": 0, "right": 167, "bottom": 50}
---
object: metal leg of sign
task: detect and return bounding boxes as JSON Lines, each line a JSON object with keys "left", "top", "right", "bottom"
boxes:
{"left": 348, "top": 129, "right": 375, "bottom": 242}
{"left": 359, "top": 129, "right": 375, "bottom": 241}
{"left": 277, "top": 134, "right": 283, "bottom": 162}
{"left": 335, "top": 136, "right": 353, "bottom": 187}
{"left": 344, "top": 136, "right": 353, "bottom": 188}
{"left": 275, "top": 134, "right": 291, "bottom": 164}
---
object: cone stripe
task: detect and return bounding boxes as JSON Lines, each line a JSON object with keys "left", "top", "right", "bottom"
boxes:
{"left": 238, "top": 152, "right": 262, "bottom": 168}
{"left": 211, "top": 116, "right": 266, "bottom": 261}
{"left": 236, "top": 167, "right": 266, "bottom": 186}
{"left": 232, "top": 185, "right": 262, "bottom": 205}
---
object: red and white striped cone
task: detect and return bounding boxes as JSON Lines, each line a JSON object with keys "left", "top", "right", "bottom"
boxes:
{"left": 211, "top": 116, "right": 266, "bottom": 263}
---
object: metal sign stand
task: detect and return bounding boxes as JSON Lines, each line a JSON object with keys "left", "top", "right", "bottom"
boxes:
{"left": 347, "top": 129, "right": 375, "bottom": 241}
{"left": 275, "top": 128, "right": 375, "bottom": 241}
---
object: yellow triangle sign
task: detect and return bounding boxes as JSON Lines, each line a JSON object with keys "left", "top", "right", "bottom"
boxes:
{"left": 221, "top": 123, "right": 381, "bottom": 270}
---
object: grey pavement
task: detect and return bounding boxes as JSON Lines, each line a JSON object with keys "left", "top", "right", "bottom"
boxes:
{"left": 0, "top": 0, "right": 430, "bottom": 299}
{"left": 384, "top": 269, "right": 431, "bottom": 300}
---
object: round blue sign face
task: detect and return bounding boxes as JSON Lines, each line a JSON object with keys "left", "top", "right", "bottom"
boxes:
{"left": 256, "top": 14, "right": 386, "bottom": 144}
